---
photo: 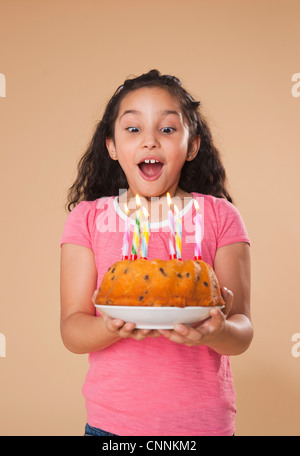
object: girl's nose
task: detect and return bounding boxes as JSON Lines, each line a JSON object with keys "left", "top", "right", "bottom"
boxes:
{"left": 141, "top": 130, "right": 160, "bottom": 150}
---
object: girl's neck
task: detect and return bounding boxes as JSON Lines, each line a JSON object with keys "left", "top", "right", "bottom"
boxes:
{"left": 118, "top": 188, "right": 194, "bottom": 224}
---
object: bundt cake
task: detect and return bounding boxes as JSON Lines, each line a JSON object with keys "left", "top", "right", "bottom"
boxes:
{"left": 95, "top": 259, "right": 225, "bottom": 308}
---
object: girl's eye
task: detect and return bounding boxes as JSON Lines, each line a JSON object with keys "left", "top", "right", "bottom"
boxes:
{"left": 126, "top": 127, "right": 140, "bottom": 133}
{"left": 161, "top": 127, "right": 175, "bottom": 134}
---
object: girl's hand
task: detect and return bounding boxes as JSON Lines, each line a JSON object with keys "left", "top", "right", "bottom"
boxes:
{"left": 158, "top": 287, "right": 233, "bottom": 347}
{"left": 92, "top": 290, "right": 160, "bottom": 341}
{"left": 102, "top": 313, "right": 160, "bottom": 340}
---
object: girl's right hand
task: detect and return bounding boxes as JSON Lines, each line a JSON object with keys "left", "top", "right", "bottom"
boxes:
{"left": 104, "top": 314, "right": 160, "bottom": 340}
{"left": 92, "top": 290, "right": 160, "bottom": 341}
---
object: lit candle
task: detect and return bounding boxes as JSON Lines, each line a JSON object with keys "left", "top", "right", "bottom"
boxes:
{"left": 140, "top": 207, "right": 150, "bottom": 259}
{"left": 174, "top": 205, "right": 182, "bottom": 260}
{"left": 121, "top": 204, "right": 130, "bottom": 260}
{"left": 194, "top": 199, "right": 202, "bottom": 260}
{"left": 167, "top": 193, "right": 176, "bottom": 260}
{"left": 131, "top": 195, "right": 141, "bottom": 260}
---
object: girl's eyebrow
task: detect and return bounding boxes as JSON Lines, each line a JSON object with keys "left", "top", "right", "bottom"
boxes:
{"left": 120, "top": 109, "right": 140, "bottom": 119}
{"left": 159, "top": 110, "right": 181, "bottom": 118}
{"left": 120, "top": 109, "right": 181, "bottom": 119}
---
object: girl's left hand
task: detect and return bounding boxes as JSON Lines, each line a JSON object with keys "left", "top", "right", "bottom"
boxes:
{"left": 158, "top": 287, "right": 233, "bottom": 347}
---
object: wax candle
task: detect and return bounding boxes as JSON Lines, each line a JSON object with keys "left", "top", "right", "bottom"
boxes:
{"left": 167, "top": 193, "right": 176, "bottom": 260}
{"left": 131, "top": 195, "right": 141, "bottom": 260}
{"left": 174, "top": 205, "right": 182, "bottom": 260}
{"left": 121, "top": 204, "right": 130, "bottom": 260}
{"left": 140, "top": 207, "right": 150, "bottom": 259}
{"left": 194, "top": 199, "right": 202, "bottom": 260}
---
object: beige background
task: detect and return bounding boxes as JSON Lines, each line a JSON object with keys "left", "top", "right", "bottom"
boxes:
{"left": 0, "top": 0, "right": 300, "bottom": 436}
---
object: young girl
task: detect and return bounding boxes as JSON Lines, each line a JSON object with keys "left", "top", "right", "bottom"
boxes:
{"left": 60, "top": 69, "right": 252, "bottom": 436}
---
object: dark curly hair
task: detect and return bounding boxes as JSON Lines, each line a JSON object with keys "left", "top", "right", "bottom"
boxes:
{"left": 67, "top": 69, "right": 232, "bottom": 211}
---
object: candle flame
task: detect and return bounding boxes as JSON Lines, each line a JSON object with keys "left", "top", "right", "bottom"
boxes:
{"left": 124, "top": 203, "right": 129, "bottom": 215}
{"left": 174, "top": 204, "right": 179, "bottom": 215}
{"left": 136, "top": 194, "right": 141, "bottom": 207}
{"left": 167, "top": 192, "right": 172, "bottom": 206}
{"left": 194, "top": 199, "right": 199, "bottom": 211}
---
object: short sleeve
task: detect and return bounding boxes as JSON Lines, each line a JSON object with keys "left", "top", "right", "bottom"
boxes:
{"left": 60, "top": 201, "right": 95, "bottom": 249}
{"left": 216, "top": 199, "right": 250, "bottom": 249}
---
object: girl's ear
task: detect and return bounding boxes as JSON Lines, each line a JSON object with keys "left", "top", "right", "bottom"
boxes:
{"left": 186, "top": 135, "right": 201, "bottom": 161}
{"left": 106, "top": 138, "right": 118, "bottom": 160}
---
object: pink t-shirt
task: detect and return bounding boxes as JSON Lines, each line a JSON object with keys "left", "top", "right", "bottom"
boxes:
{"left": 60, "top": 193, "right": 250, "bottom": 436}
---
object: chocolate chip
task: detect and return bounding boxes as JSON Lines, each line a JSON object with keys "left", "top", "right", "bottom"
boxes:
{"left": 124, "top": 268, "right": 129, "bottom": 274}
{"left": 144, "top": 274, "right": 149, "bottom": 280}
{"left": 186, "top": 272, "right": 190, "bottom": 278}
{"left": 196, "top": 275, "right": 200, "bottom": 281}
{"left": 139, "top": 295, "right": 144, "bottom": 301}
{"left": 203, "top": 281, "right": 209, "bottom": 287}
{"left": 111, "top": 267, "right": 115, "bottom": 273}
{"left": 159, "top": 268, "right": 167, "bottom": 276}
{"left": 177, "top": 273, "right": 183, "bottom": 278}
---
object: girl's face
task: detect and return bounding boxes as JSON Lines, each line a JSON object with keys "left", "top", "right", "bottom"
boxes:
{"left": 106, "top": 87, "right": 200, "bottom": 199}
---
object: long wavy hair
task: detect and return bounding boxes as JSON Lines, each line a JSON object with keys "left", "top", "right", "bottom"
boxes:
{"left": 67, "top": 69, "right": 232, "bottom": 211}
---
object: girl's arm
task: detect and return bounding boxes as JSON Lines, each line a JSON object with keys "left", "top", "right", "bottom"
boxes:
{"left": 60, "top": 244, "right": 159, "bottom": 354}
{"left": 60, "top": 244, "right": 120, "bottom": 353}
{"left": 159, "top": 242, "right": 253, "bottom": 355}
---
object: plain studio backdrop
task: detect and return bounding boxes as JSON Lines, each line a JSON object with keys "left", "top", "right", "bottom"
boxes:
{"left": 0, "top": 0, "right": 299, "bottom": 436}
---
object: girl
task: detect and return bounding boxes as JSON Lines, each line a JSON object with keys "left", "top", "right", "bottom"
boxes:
{"left": 60, "top": 69, "right": 252, "bottom": 436}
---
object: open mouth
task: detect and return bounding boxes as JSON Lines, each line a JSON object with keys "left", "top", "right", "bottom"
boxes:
{"left": 138, "top": 159, "right": 164, "bottom": 181}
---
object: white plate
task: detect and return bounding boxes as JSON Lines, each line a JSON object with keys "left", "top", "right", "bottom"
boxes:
{"left": 95, "top": 305, "right": 224, "bottom": 329}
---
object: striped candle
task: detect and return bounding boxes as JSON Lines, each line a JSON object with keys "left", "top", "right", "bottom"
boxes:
{"left": 194, "top": 199, "right": 202, "bottom": 260}
{"left": 167, "top": 193, "right": 176, "bottom": 260}
{"left": 174, "top": 205, "right": 182, "bottom": 260}
{"left": 131, "top": 195, "right": 141, "bottom": 260}
{"left": 140, "top": 207, "right": 150, "bottom": 259}
{"left": 121, "top": 204, "right": 130, "bottom": 260}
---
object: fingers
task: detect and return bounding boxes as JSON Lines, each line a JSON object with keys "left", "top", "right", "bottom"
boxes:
{"left": 103, "top": 314, "right": 160, "bottom": 340}
{"left": 92, "top": 289, "right": 98, "bottom": 304}
{"left": 102, "top": 314, "right": 124, "bottom": 333}
{"left": 221, "top": 287, "right": 234, "bottom": 317}
{"left": 129, "top": 328, "right": 160, "bottom": 340}
{"left": 160, "top": 324, "right": 205, "bottom": 345}
{"left": 118, "top": 325, "right": 160, "bottom": 340}
{"left": 159, "top": 305, "right": 228, "bottom": 346}
{"left": 159, "top": 326, "right": 195, "bottom": 345}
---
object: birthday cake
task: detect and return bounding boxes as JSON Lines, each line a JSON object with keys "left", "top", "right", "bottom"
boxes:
{"left": 94, "top": 258, "right": 225, "bottom": 308}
